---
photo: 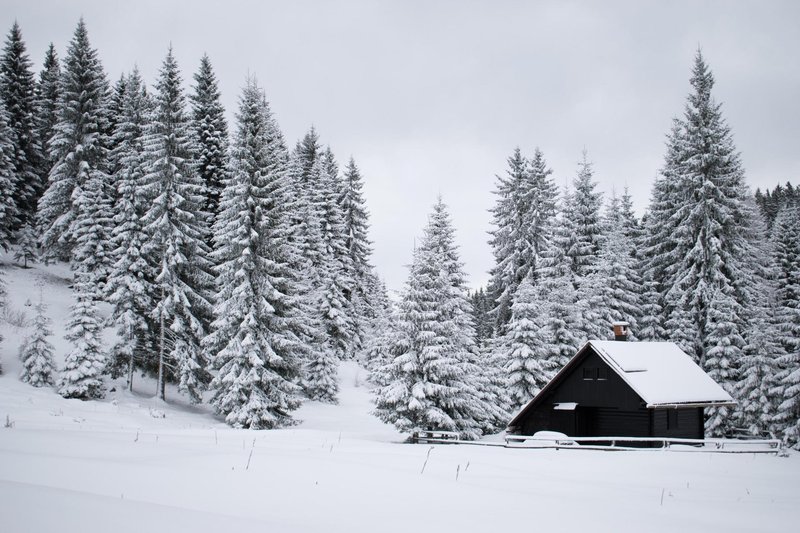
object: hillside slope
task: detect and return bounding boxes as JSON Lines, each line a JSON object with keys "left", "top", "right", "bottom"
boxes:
{"left": 1, "top": 258, "right": 799, "bottom": 533}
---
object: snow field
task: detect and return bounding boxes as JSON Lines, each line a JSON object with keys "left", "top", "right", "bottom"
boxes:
{"left": 1, "top": 261, "right": 799, "bottom": 532}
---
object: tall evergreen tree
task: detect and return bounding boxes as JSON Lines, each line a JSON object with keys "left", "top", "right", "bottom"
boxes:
{"left": 0, "top": 99, "right": 16, "bottom": 250}
{"left": 35, "top": 43, "right": 60, "bottom": 182}
{"left": 772, "top": 206, "right": 800, "bottom": 445}
{"left": 38, "top": 19, "right": 110, "bottom": 262}
{"left": 374, "top": 198, "right": 502, "bottom": 438}
{"left": 644, "top": 55, "right": 750, "bottom": 360}
{"left": 0, "top": 22, "right": 41, "bottom": 222}
{"left": 141, "top": 48, "right": 213, "bottom": 402}
{"left": 207, "top": 78, "right": 304, "bottom": 428}
{"left": 106, "top": 68, "right": 156, "bottom": 389}
{"left": 563, "top": 150, "right": 603, "bottom": 279}
{"left": 642, "top": 52, "right": 754, "bottom": 434}
{"left": 487, "top": 148, "right": 557, "bottom": 332}
{"left": 191, "top": 54, "right": 229, "bottom": 233}
{"left": 580, "top": 202, "right": 642, "bottom": 340}
{"left": 497, "top": 278, "right": 559, "bottom": 409}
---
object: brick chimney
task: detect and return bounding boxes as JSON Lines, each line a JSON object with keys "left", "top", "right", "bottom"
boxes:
{"left": 612, "top": 321, "right": 630, "bottom": 341}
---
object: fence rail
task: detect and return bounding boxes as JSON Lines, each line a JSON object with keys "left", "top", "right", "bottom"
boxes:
{"left": 503, "top": 434, "right": 783, "bottom": 453}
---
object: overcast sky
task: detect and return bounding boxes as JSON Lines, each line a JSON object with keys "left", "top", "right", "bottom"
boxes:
{"left": 4, "top": 0, "right": 799, "bottom": 292}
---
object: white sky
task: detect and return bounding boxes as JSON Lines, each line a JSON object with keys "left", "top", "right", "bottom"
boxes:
{"left": 4, "top": 0, "right": 799, "bottom": 292}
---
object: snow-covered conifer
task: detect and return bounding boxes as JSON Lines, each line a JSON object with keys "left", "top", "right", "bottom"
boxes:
{"left": 373, "top": 198, "right": 496, "bottom": 439}
{"left": 191, "top": 54, "right": 229, "bottom": 233}
{"left": 38, "top": 19, "right": 110, "bottom": 262}
{"left": 19, "top": 297, "right": 56, "bottom": 387}
{"left": 642, "top": 52, "right": 752, "bottom": 377}
{"left": 141, "top": 48, "right": 213, "bottom": 402}
{"left": 0, "top": 99, "right": 16, "bottom": 250}
{"left": 580, "top": 206, "right": 642, "bottom": 340}
{"left": 498, "top": 278, "right": 559, "bottom": 410}
{"left": 58, "top": 270, "right": 106, "bottom": 399}
{"left": 207, "top": 77, "right": 304, "bottom": 427}
{"left": 34, "top": 43, "right": 60, "bottom": 176}
{"left": 14, "top": 221, "right": 37, "bottom": 267}
{"left": 106, "top": 68, "right": 156, "bottom": 388}
{"left": 563, "top": 151, "right": 603, "bottom": 279}
{"left": 0, "top": 22, "right": 41, "bottom": 222}
{"left": 771, "top": 206, "right": 800, "bottom": 445}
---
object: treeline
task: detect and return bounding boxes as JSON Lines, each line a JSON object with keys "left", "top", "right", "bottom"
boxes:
{"left": 368, "top": 51, "right": 799, "bottom": 446}
{"left": 0, "top": 19, "right": 387, "bottom": 429}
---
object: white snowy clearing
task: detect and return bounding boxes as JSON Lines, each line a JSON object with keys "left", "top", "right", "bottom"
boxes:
{"left": 1, "top": 259, "right": 799, "bottom": 533}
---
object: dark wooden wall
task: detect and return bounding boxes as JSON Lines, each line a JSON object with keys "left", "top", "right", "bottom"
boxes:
{"left": 651, "top": 407, "right": 703, "bottom": 439}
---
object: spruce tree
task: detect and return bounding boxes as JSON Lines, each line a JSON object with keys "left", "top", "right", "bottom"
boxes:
{"left": 14, "top": 220, "right": 37, "bottom": 267}
{"left": 373, "top": 198, "right": 492, "bottom": 439}
{"left": 563, "top": 150, "right": 603, "bottom": 279}
{"left": 58, "top": 269, "right": 106, "bottom": 399}
{"left": 106, "top": 68, "right": 156, "bottom": 389}
{"left": 38, "top": 19, "right": 110, "bottom": 262}
{"left": 498, "top": 278, "right": 559, "bottom": 409}
{"left": 0, "top": 22, "right": 41, "bottom": 222}
{"left": 0, "top": 99, "right": 16, "bottom": 250}
{"left": 19, "top": 297, "right": 56, "bottom": 387}
{"left": 34, "top": 43, "right": 60, "bottom": 177}
{"left": 340, "top": 157, "right": 372, "bottom": 281}
{"left": 642, "top": 51, "right": 752, "bottom": 385}
{"left": 206, "top": 78, "right": 304, "bottom": 427}
{"left": 141, "top": 48, "right": 213, "bottom": 402}
{"left": 580, "top": 205, "right": 642, "bottom": 340}
{"left": 191, "top": 54, "right": 229, "bottom": 233}
{"left": 487, "top": 148, "right": 528, "bottom": 330}
{"left": 772, "top": 206, "right": 800, "bottom": 446}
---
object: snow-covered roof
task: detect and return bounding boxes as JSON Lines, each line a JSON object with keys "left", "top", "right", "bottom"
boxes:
{"left": 589, "top": 340, "right": 735, "bottom": 407}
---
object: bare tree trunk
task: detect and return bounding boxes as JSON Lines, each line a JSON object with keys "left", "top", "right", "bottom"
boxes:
{"left": 157, "top": 289, "right": 166, "bottom": 401}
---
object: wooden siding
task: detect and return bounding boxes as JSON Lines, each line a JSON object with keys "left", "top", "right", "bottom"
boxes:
{"left": 651, "top": 407, "right": 704, "bottom": 439}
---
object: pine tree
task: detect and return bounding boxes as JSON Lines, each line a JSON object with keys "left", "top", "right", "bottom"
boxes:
{"left": 314, "top": 156, "right": 356, "bottom": 361}
{"left": 340, "top": 157, "right": 372, "bottom": 280}
{"left": 772, "top": 206, "right": 800, "bottom": 446}
{"left": 0, "top": 22, "right": 41, "bottom": 222}
{"left": 14, "top": 220, "right": 37, "bottom": 267}
{"left": 580, "top": 205, "right": 642, "bottom": 340}
{"left": 373, "top": 198, "right": 493, "bottom": 439}
{"left": 339, "top": 157, "right": 374, "bottom": 352}
{"left": 191, "top": 54, "right": 229, "bottom": 234}
{"left": 38, "top": 19, "right": 110, "bottom": 262}
{"left": 563, "top": 150, "right": 603, "bottom": 279}
{"left": 497, "top": 278, "right": 559, "bottom": 409}
{"left": 141, "top": 48, "right": 213, "bottom": 402}
{"left": 643, "top": 51, "right": 752, "bottom": 385}
{"left": 0, "top": 98, "right": 17, "bottom": 250}
{"left": 106, "top": 68, "right": 156, "bottom": 389}
{"left": 538, "top": 230, "right": 585, "bottom": 369}
{"left": 487, "top": 148, "right": 527, "bottom": 330}
{"left": 58, "top": 269, "right": 106, "bottom": 399}
{"left": 207, "top": 77, "right": 304, "bottom": 428}
{"left": 19, "top": 297, "right": 56, "bottom": 387}
{"left": 35, "top": 43, "right": 60, "bottom": 185}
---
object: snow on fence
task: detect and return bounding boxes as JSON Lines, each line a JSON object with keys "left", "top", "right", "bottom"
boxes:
{"left": 503, "top": 434, "right": 784, "bottom": 454}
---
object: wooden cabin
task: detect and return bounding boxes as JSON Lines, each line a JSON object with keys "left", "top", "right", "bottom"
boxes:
{"left": 506, "top": 336, "right": 735, "bottom": 439}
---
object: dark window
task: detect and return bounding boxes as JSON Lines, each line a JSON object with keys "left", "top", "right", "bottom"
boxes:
{"left": 582, "top": 368, "right": 596, "bottom": 380}
{"left": 597, "top": 367, "right": 608, "bottom": 380}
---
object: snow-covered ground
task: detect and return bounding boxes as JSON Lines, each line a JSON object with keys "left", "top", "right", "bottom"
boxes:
{"left": 1, "top": 258, "right": 799, "bottom": 532}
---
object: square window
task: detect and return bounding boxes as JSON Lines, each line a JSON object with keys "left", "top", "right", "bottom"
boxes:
{"left": 582, "top": 368, "right": 595, "bottom": 380}
{"left": 597, "top": 367, "right": 608, "bottom": 380}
